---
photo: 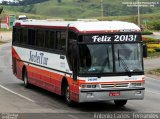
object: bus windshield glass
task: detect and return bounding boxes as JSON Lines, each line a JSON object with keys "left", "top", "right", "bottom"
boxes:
{"left": 79, "top": 44, "right": 113, "bottom": 74}
{"left": 78, "top": 35, "right": 143, "bottom": 75}
{"left": 114, "top": 43, "right": 143, "bottom": 72}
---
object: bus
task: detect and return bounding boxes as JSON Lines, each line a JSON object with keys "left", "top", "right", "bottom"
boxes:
{"left": 12, "top": 19, "right": 147, "bottom": 106}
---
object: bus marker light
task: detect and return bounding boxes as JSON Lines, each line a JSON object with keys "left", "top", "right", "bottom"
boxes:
{"left": 87, "top": 93, "right": 93, "bottom": 97}
{"left": 135, "top": 91, "right": 141, "bottom": 95}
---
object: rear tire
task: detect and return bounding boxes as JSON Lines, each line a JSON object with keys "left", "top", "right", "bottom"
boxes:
{"left": 64, "top": 84, "right": 75, "bottom": 106}
{"left": 23, "top": 69, "right": 30, "bottom": 88}
{"left": 114, "top": 100, "right": 127, "bottom": 107}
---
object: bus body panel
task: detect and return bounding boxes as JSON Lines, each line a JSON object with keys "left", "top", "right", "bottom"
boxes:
{"left": 12, "top": 46, "right": 80, "bottom": 102}
{"left": 79, "top": 89, "right": 145, "bottom": 102}
{"left": 78, "top": 75, "right": 145, "bottom": 102}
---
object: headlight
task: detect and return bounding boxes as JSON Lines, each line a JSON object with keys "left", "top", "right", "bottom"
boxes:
{"left": 130, "top": 82, "right": 144, "bottom": 87}
{"left": 80, "top": 84, "right": 100, "bottom": 89}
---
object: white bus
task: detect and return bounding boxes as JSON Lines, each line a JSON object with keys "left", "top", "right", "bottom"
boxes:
{"left": 12, "top": 19, "right": 147, "bottom": 106}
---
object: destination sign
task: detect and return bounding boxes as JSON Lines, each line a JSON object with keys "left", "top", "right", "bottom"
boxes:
{"left": 83, "top": 34, "right": 141, "bottom": 43}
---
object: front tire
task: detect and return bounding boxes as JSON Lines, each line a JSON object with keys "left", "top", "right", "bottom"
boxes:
{"left": 23, "top": 69, "right": 30, "bottom": 88}
{"left": 64, "top": 84, "right": 75, "bottom": 106}
{"left": 114, "top": 100, "right": 127, "bottom": 107}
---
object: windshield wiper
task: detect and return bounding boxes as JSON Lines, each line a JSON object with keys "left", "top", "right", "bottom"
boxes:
{"left": 118, "top": 50, "right": 132, "bottom": 77}
{"left": 98, "top": 48, "right": 110, "bottom": 78}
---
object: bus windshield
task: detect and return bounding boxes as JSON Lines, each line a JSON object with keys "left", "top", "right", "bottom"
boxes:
{"left": 78, "top": 43, "right": 143, "bottom": 75}
{"left": 79, "top": 44, "right": 113, "bottom": 73}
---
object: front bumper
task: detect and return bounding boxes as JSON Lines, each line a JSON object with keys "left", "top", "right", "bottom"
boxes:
{"left": 79, "top": 87, "right": 145, "bottom": 103}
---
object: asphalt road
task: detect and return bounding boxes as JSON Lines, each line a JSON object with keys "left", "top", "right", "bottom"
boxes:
{"left": 144, "top": 57, "right": 160, "bottom": 71}
{"left": 0, "top": 43, "right": 160, "bottom": 119}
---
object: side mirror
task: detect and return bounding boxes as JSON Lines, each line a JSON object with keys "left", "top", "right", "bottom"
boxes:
{"left": 72, "top": 41, "right": 78, "bottom": 81}
{"left": 143, "top": 44, "right": 148, "bottom": 58}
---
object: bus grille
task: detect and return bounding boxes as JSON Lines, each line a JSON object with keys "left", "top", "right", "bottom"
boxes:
{"left": 101, "top": 83, "right": 129, "bottom": 88}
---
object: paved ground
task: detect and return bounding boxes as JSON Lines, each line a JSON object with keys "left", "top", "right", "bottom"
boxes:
{"left": 144, "top": 57, "right": 160, "bottom": 71}
{"left": 0, "top": 23, "right": 9, "bottom": 29}
{"left": 143, "top": 32, "right": 160, "bottom": 39}
{"left": 0, "top": 31, "right": 12, "bottom": 42}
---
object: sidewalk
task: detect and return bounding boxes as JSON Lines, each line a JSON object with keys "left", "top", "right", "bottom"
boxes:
{"left": 153, "top": 32, "right": 160, "bottom": 36}
{"left": 143, "top": 32, "right": 160, "bottom": 39}
{"left": 0, "top": 31, "right": 12, "bottom": 42}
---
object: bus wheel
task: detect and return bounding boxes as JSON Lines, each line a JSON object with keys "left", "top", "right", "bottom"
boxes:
{"left": 23, "top": 69, "right": 30, "bottom": 88}
{"left": 65, "top": 84, "right": 74, "bottom": 106}
{"left": 114, "top": 100, "right": 127, "bottom": 107}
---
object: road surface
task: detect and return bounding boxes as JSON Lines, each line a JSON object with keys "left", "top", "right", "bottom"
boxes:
{"left": 0, "top": 43, "right": 160, "bottom": 119}
{"left": 144, "top": 57, "right": 160, "bottom": 71}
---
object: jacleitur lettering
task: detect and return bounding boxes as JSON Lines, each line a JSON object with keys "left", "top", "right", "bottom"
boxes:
{"left": 29, "top": 51, "right": 48, "bottom": 65}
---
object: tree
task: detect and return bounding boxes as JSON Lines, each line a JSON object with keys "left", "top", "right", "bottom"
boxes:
{"left": 0, "top": 6, "right": 3, "bottom": 14}
{"left": 1, "top": 1, "right": 8, "bottom": 5}
{"left": 57, "top": 0, "right": 62, "bottom": 3}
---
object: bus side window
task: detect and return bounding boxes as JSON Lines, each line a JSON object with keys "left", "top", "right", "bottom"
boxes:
{"left": 19, "top": 28, "right": 23, "bottom": 44}
{"left": 50, "top": 31, "right": 55, "bottom": 49}
{"left": 45, "top": 30, "right": 50, "bottom": 49}
{"left": 13, "top": 27, "right": 21, "bottom": 44}
{"left": 13, "top": 27, "right": 16, "bottom": 43}
{"left": 21, "top": 28, "right": 28, "bottom": 45}
{"left": 36, "top": 30, "right": 45, "bottom": 48}
{"left": 60, "top": 31, "right": 66, "bottom": 50}
{"left": 56, "top": 31, "right": 66, "bottom": 51}
{"left": 28, "top": 29, "right": 36, "bottom": 46}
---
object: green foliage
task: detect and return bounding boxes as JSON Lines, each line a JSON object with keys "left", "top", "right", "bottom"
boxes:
{"left": 148, "top": 51, "right": 160, "bottom": 57}
{"left": 148, "top": 21, "right": 160, "bottom": 30}
{"left": 142, "top": 37, "right": 159, "bottom": 43}
{"left": 0, "top": 28, "right": 12, "bottom": 32}
{"left": 148, "top": 48, "right": 156, "bottom": 53}
{"left": 147, "top": 44, "right": 160, "bottom": 49}
{"left": 0, "top": 6, "right": 3, "bottom": 14}
{"left": 57, "top": 0, "right": 62, "bottom": 3}
{"left": 155, "top": 48, "right": 160, "bottom": 52}
{"left": 141, "top": 31, "right": 153, "bottom": 35}
{"left": 2, "top": 0, "right": 160, "bottom": 19}
{"left": 147, "top": 44, "right": 160, "bottom": 57}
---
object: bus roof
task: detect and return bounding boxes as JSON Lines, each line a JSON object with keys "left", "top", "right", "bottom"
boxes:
{"left": 14, "top": 19, "right": 141, "bottom": 33}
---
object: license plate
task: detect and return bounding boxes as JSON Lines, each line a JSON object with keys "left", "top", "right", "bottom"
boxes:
{"left": 109, "top": 91, "right": 120, "bottom": 96}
